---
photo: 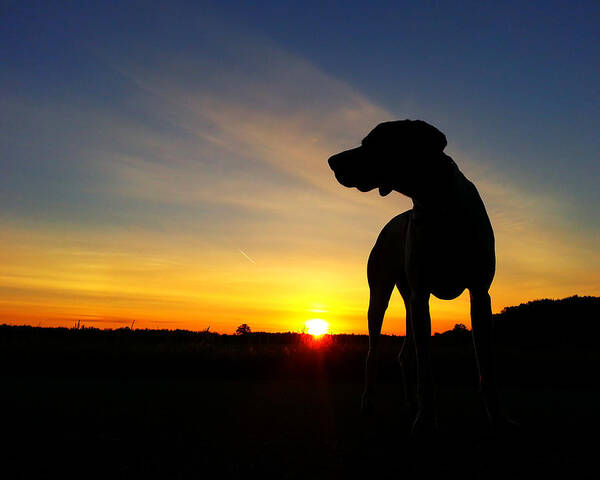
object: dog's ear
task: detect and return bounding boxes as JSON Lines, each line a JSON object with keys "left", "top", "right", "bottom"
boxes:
{"left": 410, "top": 120, "right": 447, "bottom": 153}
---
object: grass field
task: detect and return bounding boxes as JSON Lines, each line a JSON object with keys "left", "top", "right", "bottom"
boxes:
{"left": 2, "top": 325, "right": 599, "bottom": 479}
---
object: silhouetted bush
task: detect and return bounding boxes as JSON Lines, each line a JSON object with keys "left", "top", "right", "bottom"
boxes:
{"left": 494, "top": 295, "right": 600, "bottom": 347}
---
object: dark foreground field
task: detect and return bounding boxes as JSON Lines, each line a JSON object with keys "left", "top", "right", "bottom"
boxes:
{"left": 2, "top": 300, "right": 599, "bottom": 479}
{"left": 4, "top": 377, "right": 600, "bottom": 479}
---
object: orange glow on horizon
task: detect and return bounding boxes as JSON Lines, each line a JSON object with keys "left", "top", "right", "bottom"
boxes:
{"left": 1, "top": 220, "right": 598, "bottom": 336}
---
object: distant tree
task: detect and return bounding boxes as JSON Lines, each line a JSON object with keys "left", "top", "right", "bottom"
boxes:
{"left": 235, "top": 323, "right": 251, "bottom": 335}
{"left": 453, "top": 323, "right": 467, "bottom": 332}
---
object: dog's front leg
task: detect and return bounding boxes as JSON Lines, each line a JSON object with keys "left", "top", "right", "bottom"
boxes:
{"left": 405, "top": 217, "right": 437, "bottom": 433}
{"left": 409, "top": 290, "right": 437, "bottom": 433}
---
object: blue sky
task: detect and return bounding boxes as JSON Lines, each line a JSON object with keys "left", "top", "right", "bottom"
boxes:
{"left": 1, "top": 1, "right": 598, "bottom": 332}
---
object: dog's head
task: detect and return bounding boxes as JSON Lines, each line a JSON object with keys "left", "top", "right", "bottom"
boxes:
{"left": 328, "top": 120, "right": 449, "bottom": 198}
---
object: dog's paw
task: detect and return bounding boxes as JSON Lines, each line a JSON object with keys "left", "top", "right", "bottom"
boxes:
{"left": 488, "top": 413, "right": 520, "bottom": 434}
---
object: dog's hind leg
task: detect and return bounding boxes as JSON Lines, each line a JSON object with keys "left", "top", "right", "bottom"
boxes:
{"left": 361, "top": 212, "right": 410, "bottom": 414}
{"left": 470, "top": 288, "right": 519, "bottom": 430}
{"left": 397, "top": 285, "right": 417, "bottom": 417}
{"left": 361, "top": 246, "right": 396, "bottom": 415}
{"left": 361, "top": 280, "right": 394, "bottom": 414}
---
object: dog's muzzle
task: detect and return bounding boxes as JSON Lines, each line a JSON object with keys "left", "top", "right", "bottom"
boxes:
{"left": 329, "top": 147, "right": 390, "bottom": 195}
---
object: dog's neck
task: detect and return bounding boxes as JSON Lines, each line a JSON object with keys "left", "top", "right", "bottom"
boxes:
{"left": 409, "top": 154, "right": 460, "bottom": 214}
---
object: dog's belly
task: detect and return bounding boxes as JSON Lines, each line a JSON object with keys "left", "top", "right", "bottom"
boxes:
{"left": 431, "top": 285, "right": 466, "bottom": 301}
{"left": 427, "top": 252, "right": 468, "bottom": 300}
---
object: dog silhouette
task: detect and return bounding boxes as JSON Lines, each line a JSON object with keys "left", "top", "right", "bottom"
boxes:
{"left": 329, "top": 120, "right": 515, "bottom": 433}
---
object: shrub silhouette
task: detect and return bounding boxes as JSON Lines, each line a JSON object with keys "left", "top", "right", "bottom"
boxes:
{"left": 235, "top": 324, "right": 251, "bottom": 335}
{"left": 494, "top": 295, "right": 600, "bottom": 346}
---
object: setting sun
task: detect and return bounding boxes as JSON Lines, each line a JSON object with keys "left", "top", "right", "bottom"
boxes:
{"left": 305, "top": 319, "right": 330, "bottom": 336}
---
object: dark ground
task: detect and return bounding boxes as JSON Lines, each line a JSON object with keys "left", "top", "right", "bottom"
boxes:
{"left": 1, "top": 319, "right": 599, "bottom": 479}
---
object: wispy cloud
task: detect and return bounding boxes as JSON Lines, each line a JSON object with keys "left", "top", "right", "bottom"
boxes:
{"left": 238, "top": 249, "right": 256, "bottom": 264}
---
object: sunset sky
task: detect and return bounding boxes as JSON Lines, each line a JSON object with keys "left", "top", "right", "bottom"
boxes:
{"left": 1, "top": 1, "right": 599, "bottom": 334}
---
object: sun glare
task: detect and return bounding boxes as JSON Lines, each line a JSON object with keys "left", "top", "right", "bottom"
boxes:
{"left": 305, "top": 318, "right": 329, "bottom": 336}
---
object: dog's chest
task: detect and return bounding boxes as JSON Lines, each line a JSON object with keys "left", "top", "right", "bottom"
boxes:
{"left": 409, "top": 208, "right": 475, "bottom": 281}
{"left": 410, "top": 208, "right": 472, "bottom": 250}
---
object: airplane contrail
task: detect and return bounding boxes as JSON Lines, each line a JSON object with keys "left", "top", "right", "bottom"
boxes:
{"left": 238, "top": 249, "right": 256, "bottom": 264}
